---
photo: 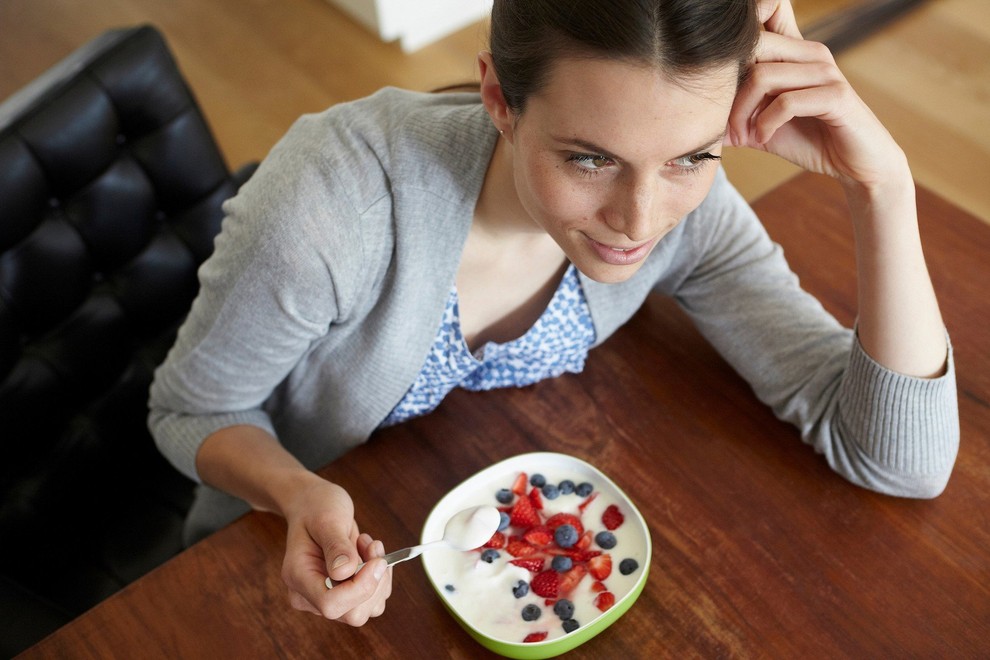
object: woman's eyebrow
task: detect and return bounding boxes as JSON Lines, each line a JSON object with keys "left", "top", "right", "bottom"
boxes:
{"left": 553, "top": 136, "right": 621, "bottom": 161}
{"left": 673, "top": 132, "right": 727, "bottom": 160}
{"left": 554, "top": 131, "right": 727, "bottom": 162}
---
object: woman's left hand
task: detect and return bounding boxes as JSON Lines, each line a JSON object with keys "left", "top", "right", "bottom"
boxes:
{"left": 730, "top": 1, "right": 948, "bottom": 381}
{"left": 727, "top": 0, "right": 908, "bottom": 190}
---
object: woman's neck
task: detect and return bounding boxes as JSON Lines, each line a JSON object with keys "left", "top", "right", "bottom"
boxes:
{"left": 473, "top": 132, "right": 542, "bottom": 239}
{"left": 456, "top": 132, "right": 569, "bottom": 350}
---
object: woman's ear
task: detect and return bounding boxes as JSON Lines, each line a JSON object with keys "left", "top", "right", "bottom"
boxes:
{"left": 478, "top": 51, "right": 513, "bottom": 139}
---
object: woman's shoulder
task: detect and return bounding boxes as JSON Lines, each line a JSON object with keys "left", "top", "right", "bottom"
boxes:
{"left": 294, "top": 87, "right": 490, "bottom": 167}
{"left": 256, "top": 87, "right": 493, "bottom": 213}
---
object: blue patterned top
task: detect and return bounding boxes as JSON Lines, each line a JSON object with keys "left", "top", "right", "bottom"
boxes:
{"left": 380, "top": 265, "right": 596, "bottom": 427}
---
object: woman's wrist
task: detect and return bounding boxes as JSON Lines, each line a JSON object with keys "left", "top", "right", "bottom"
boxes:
{"left": 840, "top": 146, "right": 913, "bottom": 221}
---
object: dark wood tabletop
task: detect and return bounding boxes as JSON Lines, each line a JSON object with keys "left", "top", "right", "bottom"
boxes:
{"left": 20, "top": 172, "right": 990, "bottom": 659}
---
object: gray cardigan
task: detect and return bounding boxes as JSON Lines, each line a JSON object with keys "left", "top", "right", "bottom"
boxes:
{"left": 149, "top": 88, "right": 958, "bottom": 542}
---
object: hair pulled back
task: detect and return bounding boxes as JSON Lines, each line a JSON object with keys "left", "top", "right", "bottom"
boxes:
{"left": 490, "top": 0, "right": 760, "bottom": 113}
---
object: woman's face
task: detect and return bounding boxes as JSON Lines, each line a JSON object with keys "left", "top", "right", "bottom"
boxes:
{"left": 505, "top": 57, "right": 739, "bottom": 284}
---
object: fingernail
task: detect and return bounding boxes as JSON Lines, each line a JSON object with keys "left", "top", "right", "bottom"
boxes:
{"left": 331, "top": 555, "right": 349, "bottom": 570}
{"left": 373, "top": 560, "right": 386, "bottom": 580}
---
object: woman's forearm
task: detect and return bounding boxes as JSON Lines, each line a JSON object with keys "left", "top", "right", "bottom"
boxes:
{"left": 847, "top": 157, "right": 947, "bottom": 378}
{"left": 195, "top": 424, "right": 325, "bottom": 517}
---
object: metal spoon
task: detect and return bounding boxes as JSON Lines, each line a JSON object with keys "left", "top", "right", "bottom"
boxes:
{"left": 325, "top": 505, "right": 500, "bottom": 588}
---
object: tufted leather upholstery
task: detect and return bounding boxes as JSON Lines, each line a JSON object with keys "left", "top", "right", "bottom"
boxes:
{"left": 0, "top": 25, "right": 256, "bottom": 655}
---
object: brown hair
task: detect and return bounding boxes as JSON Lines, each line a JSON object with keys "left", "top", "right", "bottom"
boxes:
{"left": 490, "top": 0, "right": 760, "bottom": 113}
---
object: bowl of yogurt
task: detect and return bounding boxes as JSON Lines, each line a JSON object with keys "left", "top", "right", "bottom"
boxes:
{"left": 420, "top": 452, "right": 651, "bottom": 659}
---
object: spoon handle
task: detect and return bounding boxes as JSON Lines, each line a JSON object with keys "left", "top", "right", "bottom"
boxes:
{"left": 324, "top": 541, "right": 441, "bottom": 588}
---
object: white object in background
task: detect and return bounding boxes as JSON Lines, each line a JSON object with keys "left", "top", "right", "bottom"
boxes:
{"left": 327, "top": 0, "right": 493, "bottom": 53}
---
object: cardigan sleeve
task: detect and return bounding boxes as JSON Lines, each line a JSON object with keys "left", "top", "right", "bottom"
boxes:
{"left": 669, "top": 171, "right": 959, "bottom": 497}
{"left": 147, "top": 114, "right": 366, "bottom": 483}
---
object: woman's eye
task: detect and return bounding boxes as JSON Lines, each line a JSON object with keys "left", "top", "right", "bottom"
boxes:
{"left": 671, "top": 152, "right": 721, "bottom": 172}
{"left": 569, "top": 154, "right": 613, "bottom": 172}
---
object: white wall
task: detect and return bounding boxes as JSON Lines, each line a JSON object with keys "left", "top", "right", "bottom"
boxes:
{"left": 327, "top": 0, "right": 492, "bottom": 52}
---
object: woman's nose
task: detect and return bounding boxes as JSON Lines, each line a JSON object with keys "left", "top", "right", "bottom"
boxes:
{"left": 602, "top": 177, "right": 659, "bottom": 242}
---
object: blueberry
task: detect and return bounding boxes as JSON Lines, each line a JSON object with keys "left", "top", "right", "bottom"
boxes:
{"left": 480, "top": 549, "right": 500, "bottom": 563}
{"left": 551, "top": 555, "right": 573, "bottom": 572}
{"left": 541, "top": 483, "right": 560, "bottom": 500}
{"left": 530, "top": 473, "right": 547, "bottom": 488}
{"left": 575, "top": 482, "right": 594, "bottom": 497}
{"left": 558, "top": 479, "right": 575, "bottom": 495}
{"left": 619, "top": 558, "right": 639, "bottom": 575}
{"left": 521, "top": 604, "right": 542, "bottom": 621}
{"left": 495, "top": 488, "right": 514, "bottom": 504}
{"left": 553, "top": 599, "right": 574, "bottom": 620}
{"left": 595, "top": 531, "right": 617, "bottom": 549}
{"left": 512, "top": 580, "right": 529, "bottom": 598}
{"left": 554, "top": 524, "right": 578, "bottom": 548}
{"left": 445, "top": 584, "right": 456, "bottom": 593}
{"left": 498, "top": 511, "right": 510, "bottom": 531}
{"left": 562, "top": 618, "right": 580, "bottom": 633}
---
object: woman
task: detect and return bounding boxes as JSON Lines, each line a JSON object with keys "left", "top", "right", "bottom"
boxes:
{"left": 149, "top": 0, "right": 957, "bottom": 626}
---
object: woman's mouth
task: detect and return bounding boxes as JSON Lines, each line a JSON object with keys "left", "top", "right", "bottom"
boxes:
{"left": 585, "top": 235, "right": 657, "bottom": 266}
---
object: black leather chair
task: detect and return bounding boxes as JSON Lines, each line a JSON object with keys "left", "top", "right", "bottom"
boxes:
{"left": 0, "top": 25, "right": 256, "bottom": 655}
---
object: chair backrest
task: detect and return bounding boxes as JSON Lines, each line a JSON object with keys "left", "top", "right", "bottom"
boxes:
{"left": 0, "top": 25, "right": 255, "bottom": 655}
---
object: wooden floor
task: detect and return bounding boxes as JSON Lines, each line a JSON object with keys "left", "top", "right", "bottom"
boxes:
{"left": 1, "top": 0, "right": 987, "bottom": 223}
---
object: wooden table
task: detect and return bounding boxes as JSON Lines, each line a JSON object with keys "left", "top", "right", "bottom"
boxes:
{"left": 20, "top": 173, "right": 990, "bottom": 658}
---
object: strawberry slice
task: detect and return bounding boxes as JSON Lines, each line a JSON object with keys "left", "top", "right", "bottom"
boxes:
{"left": 588, "top": 554, "right": 612, "bottom": 580}
{"left": 530, "top": 570, "right": 559, "bottom": 598}
{"left": 523, "top": 525, "right": 553, "bottom": 546}
{"left": 511, "top": 472, "right": 528, "bottom": 496}
{"left": 564, "top": 549, "right": 601, "bottom": 563}
{"left": 483, "top": 531, "right": 506, "bottom": 549}
{"left": 594, "top": 591, "right": 616, "bottom": 612}
{"left": 602, "top": 504, "right": 624, "bottom": 530}
{"left": 523, "top": 632, "right": 548, "bottom": 643}
{"left": 578, "top": 492, "right": 598, "bottom": 512}
{"left": 506, "top": 539, "right": 538, "bottom": 557}
{"left": 528, "top": 486, "right": 543, "bottom": 510}
{"left": 544, "top": 512, "right": 584, "bottom": 536}
{"left": 575, "top": 530, "right": 593, "bottom": 551}
{"left": 558, "top": 564, "right": 586, "bottom": 595}
{"left": 509, "top": 557, "right": 545, "bottom": 572}
{"left": 510, "top": 495, "right": 539, "bottom": 529}
{"left": 590, "top": 580, "right": 608, "bottom": 593}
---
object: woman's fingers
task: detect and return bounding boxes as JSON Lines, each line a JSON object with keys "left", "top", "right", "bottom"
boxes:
{"left": 731, "top": 30, "right": 837, "bottom": 144}
{"left": 755, "top": 30, "right": 833, "bottom": 65}
{"left": 330, "top": 539, "right": 392, "bottom": 626}
{"left": 758, "top": 0, "right": 802, "bottom": 39}
{"left": 730, "top": 60, "right": 843, "bottom": 144}
{"left": 289, "top": 551, "right": 388, "bottom": 623}
{"left": 753, "top": 85, "right": 845, "bottom": 145}
{"left": 730, "top": 29, "right": 845, "bottom": 147}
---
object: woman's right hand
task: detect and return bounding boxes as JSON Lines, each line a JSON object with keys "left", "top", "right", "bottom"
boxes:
{"left": 193, "top": 425, "right": 392, "bottom": 625}
{"left": 280, "top": 478, "right": 393, "bottom": 625}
